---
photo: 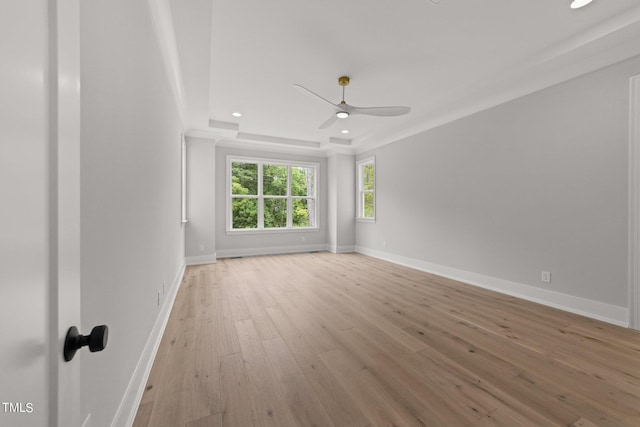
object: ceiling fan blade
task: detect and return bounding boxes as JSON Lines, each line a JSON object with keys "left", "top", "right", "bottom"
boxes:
{"left": 319, "top": 114, "right": 339, "bottom": 129}
{"left": 348, "top": 105, "right": 411, "bottom": 117}
{"left": 293, "top": 84, "right": 337, "bottom": 109}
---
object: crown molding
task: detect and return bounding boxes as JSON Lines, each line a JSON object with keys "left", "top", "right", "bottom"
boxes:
{"left": 236, "top": 132, "right": 321, "bottom": 148}
{"left": 185, "top": 128, "right": 220, "bottom": 141}
{"left": 328, "top": 137, "right": 352, "bottom": 146}
{"left": 209, "top": 120, "right": 239, "bottom": 131}
{"left": 215, "top": 138, "right": 355, "bottom": 157}
{"left": 216, "top": 139, "right": 323, "bottom": 156}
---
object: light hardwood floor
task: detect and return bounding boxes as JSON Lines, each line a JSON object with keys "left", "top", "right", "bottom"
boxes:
{"left": 132, "top": 252, "right": 640, "bottom": 427}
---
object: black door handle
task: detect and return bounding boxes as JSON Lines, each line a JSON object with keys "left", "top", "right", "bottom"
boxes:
{"left": 63, "top": 325, "right": 109, "bottom": 362}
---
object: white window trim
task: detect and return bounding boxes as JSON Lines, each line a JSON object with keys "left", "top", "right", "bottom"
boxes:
{"left": 226, "top": 155, "right": 320, "bottom": 233}
{"left": 356, "top": 156, "right": 376, "bottom": 222}
{"left": 180, "top": 134, "right": 188, "bottom": 224}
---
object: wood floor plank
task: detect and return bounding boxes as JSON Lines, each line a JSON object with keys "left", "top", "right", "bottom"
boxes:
{"left": 261, "top": 337, "right": 335, "bottom": 427}
{"left": 402, "top": 310, "right": 581, "bottom": 425}
{"left": 572, "top": 418, "right": 600, "bottom": 427}
{"left": 318, "top": 284, "right": 428, "bottom": 353}
{"left": 475, "top": 409, "right": 538, "bottom": 427}
{"left": 145, "top": 316, "right": 193, "bottom": 426}
{"left": 220, "top": 352, "right": 259, "bottom": 427}
{"left": 431, "top": 301, "right": 640, "bottom": 394}
{"left": 234, "top": 318, "right": 298, "bottom": 427}
{"left": 319, "top": 347, "right": 427, "bottom": 427}
{"left": 286, "top": 276, "right": 355, "bottom": 330}
{"left": 402, "top": 307, "right": 633, "bottom": 426}
{"left": 183, "top": 313, "right": 221, "bottom": 422}
{"left": 214, "top": 297, "right": 241, "bottom": 357}
{"left": 186, "top": 413, "right": 223, "bottom": 427}
{"left": 133, "top": 254, "right": 640, "bottom": 427}
{"left": 332, "top": 325, "right": 472, "bottom": 426}
{"left": 237, "top": 281, "right": 280, "bottom": 340}
{"left": 264, "top": 304, "right": 370, "bottom": 426}
{"left": 270, "top": 291, "right": 341, "bottom": 354}
{"left": 131, "top": 401, "right": 153, "bottom": 427}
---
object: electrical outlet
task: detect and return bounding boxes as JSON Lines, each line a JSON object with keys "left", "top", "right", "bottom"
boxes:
{"left": 198, "top": 243, "right": 205, "bottom": 252}
{"left": 301, "top": 236, "right": 306, "bottom": 242}
{"left": 541, "top": 271, "right": 551, "bottom": 283}
{"left": 383, "top": 241, "right": 387, "bottom": 249}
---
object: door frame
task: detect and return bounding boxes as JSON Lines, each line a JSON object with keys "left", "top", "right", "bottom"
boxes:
{"left": 629, "top": 74, "right": 640, "bottom": 331}
{"left": 48, "top": 0, "right": 85, "bottom": 425}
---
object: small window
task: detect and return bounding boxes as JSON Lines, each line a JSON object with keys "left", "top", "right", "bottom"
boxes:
{"left": 357, "top": 157, "right": 375, "bottom": 220}
{"left": 180, "top": 135, "right": 188, "bottom": 224}
{"left": 228, "top": 156, "right": 319, "bottom": 232}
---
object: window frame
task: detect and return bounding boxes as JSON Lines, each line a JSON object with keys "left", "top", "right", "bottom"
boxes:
{"left": 356, "top": 156, "right": 376, "bottom": 222}
{"left": 180, "top": 134, "right": 188, "bottom": 224}
{"left": 226, "top": 155, "right": 319, "bottom": 234}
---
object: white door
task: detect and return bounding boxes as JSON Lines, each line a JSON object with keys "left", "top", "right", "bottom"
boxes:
{"left": 632, "top": 74, "right": 640, "bottom": 331}
{"left": 0, "top": 1, "right": 85, "bottom": 426}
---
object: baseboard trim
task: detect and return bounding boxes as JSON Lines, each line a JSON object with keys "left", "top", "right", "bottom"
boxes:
{"left": 329, "top": 244, "right": 355, "bottom": 254}
{"left": 185, "top": 253, "right": 217, "bottom": 265}
{"left": 110, "top": 262, "right": 186, "bottom": 427}
{"left": 217, "top": 244, "right": 328, "bottom": 259}
{"left": 356, "top": 246, "right": 629, "bottom": 327}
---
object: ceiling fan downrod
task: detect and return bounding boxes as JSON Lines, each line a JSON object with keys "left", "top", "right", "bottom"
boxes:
{"left": 337, "top": 76, "right": 350, "bottom": 117}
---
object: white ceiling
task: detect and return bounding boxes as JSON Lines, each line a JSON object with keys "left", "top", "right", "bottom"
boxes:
{"left": 162, "top": 0, "right": 640, "bottom": 153}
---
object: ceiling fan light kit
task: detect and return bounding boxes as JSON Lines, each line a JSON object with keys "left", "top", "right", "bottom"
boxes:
{"left": 293, "top": 75, "right": 411, "bottom": 130}
{"left": 570, "top": 0, "right": 594, "bottom": 9}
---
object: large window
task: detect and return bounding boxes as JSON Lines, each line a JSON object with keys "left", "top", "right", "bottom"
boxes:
{"left": 228, "top": 156, "right": 318, "bottom": 231}
{"left": 357, "top": 157, "right": 375, "bottom": 220}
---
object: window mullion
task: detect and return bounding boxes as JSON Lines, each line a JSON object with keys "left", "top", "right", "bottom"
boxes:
{"left": 286, "top": 166, "right": 292, "bottom": 228}
{"left": 358, "top": 165, "right": 363, "bottom": 217}
{"left": 228, "top": 158, "right": 231, "bottom": 230}
{"left": 258, "top": 163, "right": 264, "bottom": 229}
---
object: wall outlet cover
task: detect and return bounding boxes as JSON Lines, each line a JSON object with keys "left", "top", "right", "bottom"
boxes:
{"left": 541, "top": 271, "right": 551, "bottom": 283}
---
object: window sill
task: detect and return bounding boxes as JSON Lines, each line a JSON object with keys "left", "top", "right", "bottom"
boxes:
{"left": 226, "top": 227, "right": 320, "bottom": 236}
{"left": 356, "top": 217, "right": 376, "bottom": 223}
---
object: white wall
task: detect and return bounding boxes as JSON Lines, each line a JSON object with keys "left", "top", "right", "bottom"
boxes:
{"left": 327, "top": 155, "right": 338, "bottom": 249}
{"left": 80, "top": 1, "right": 185, "bottom": 426}
{"left": 215, "top": 145, "right": 328, "bottom": 257}
{"left": 327, "top": 153, "right": 356, "bottom": 253}
{"left": 357, "top": 55, "right": 640, "bottom": 324}
{"left": 185, "top": 137, "right": 216, "bottom": 264}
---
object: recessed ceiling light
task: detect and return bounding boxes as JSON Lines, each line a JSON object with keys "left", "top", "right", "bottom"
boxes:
{"left": 232, "top": 112, "right": 242, "bottom": 117}
{"left": 336, "top": 111, "right": 349, "bottom": 119}
{"left": 570, "top": 0, "right": 593, "bottom": 9}
{"left": 341, "top": 130, "right": 349, "bottom": 134}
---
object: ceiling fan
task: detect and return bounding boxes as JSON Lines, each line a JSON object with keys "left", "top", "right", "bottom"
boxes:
{"left": 293, "top": 76, "right": 411, "bottom": 130}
